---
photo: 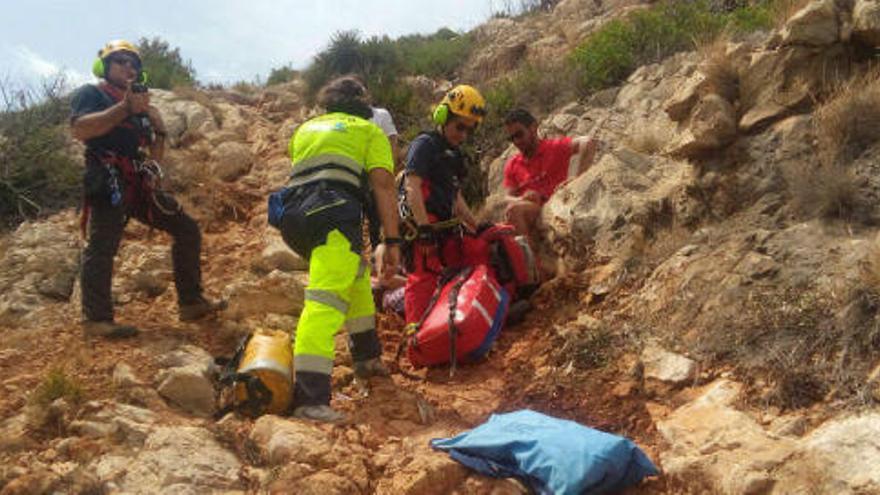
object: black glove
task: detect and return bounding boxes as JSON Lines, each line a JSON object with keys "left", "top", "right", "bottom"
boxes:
{"left": 416, "top": 224, "right": 435, "bottom": 243}
{"left": 476, "top": 222, "right": 495, "bottom": 234}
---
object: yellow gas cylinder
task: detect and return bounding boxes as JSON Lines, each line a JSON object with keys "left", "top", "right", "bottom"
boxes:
{"left": 234, "top": 328, "right": 293, "bottom": 415}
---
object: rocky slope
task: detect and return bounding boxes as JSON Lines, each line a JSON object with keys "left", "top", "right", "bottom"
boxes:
{"left": 2, "top": 0, "right": 880, "bottom": 493}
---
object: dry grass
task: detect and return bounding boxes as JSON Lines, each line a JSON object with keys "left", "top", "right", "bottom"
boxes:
{"left": 31, "top": 366, "right": 83, "bottom": 408}
{"left": 815, "top": 68, "right": 880, "bottom": 168}
{"left": 698, "top": 37, "right": 739, "bottom": 103}
{"left": 694, "top": 283, "right": 880, "bottom": 410}
{"left": 786, "top": 162, "right": 861, "bottom": 221}
{"left": 770, "top": 0, "right": 813, "bottom": 28}
{"left": 860, "top": 232, "right": 880, "bottom": 291}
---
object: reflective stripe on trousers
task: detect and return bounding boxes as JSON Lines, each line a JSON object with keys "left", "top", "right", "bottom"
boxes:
{"left": 293, "top": 229, "right": 381, "bottom": 406}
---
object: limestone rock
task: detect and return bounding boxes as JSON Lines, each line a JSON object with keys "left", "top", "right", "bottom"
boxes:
{"left": 640, "top": 345, "right": 696, "bottom": 385}
{"left": 780, "top": 0, "right": 840, "bottom": 46}
{"left": 375, "top": 453, "right": 468, "bottom": 495}
{"left": 150, "top": 90, "right": 219, "bottom": 146}
{"left": 665, "top": 72, "right": 708, "bottom": 123}
{"left": 739, "top": 45, "right": 849, "bottom": 132}
{"left": 666, "top": 94, "right": 737, "bottom": 157}
{"left": 112, "top": 363, "right": 144, "bottom": 388}
{"left": 853, "top": 0, "right": 880, "bottom": 46}
{"left": 156, "top": 346, "right": 216, "bottom": 417}
{"left": 657, "top": 380, "right": 797, "bottom": 493}
{"left": 254, "top": 236, "right": 308, "bottom": 273}
{"left": 210, "top": 141, "right": 254, "bottom": 181}
{"left": 90, "top": 426, "right": 241, "bottom": 493}
{"left": 0, "top": 414, "right": 35, "bottom": 453}
{"left": 250, "top": 415, "right": 332, "bottom": 466}
{"left": 541, "top": 148, "right": 692, "bottom": 266}
{"left": 223, "top": 269, "right": 305, "bottom": 320}
{"left": 115, "top": 244, "right": 172, "bottom": 298}
{"left": 795, "top": 413, "right": 880, "bottom": 492}
{"left": 0, "top": 215, "right": 80, "bottom": 325}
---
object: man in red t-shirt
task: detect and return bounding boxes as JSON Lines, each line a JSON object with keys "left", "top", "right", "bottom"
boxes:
{"left": 502, "top": 108, "right": 597, "bottom": 238}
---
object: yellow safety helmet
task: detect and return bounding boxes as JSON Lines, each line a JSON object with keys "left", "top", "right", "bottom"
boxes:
{"left": 92, "top": 40, "right": 142, "bottom": 79}
{"left": 433, "top": 84, "right": 487, "bottom": 126}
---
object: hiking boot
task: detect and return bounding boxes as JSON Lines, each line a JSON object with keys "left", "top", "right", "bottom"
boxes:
{"left": 506, "top": 300, "right": 533, "bottom": 327}
{"left": 82, "top": 320, "right": 140, "bottom": 339}
{"left": 293, "top": 405, "right": 348, "bottom": 424}
{"left": 179, "top": 296, "right": 227, "bottom": 322}
{"left": 353, "top": 357, "right": 390, "bottom": 379}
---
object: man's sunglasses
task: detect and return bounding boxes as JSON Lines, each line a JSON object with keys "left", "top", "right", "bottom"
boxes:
{"left": 109, "top": 55, "right": 141, "bottom": 69}
{"left": 508, "top": 129, "right": 526, "bottom": 141}
{"left": 454, "top": 122, "right": 476, "bottom": 134}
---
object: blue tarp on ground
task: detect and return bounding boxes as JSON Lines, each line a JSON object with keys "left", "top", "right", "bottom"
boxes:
{"left": 430, "top": 409, "right": 659, "bottom": 495}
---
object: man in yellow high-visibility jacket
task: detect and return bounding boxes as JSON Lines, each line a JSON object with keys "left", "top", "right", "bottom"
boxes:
{"left": 279, "top": 76, "right": 401, "bottom": 423}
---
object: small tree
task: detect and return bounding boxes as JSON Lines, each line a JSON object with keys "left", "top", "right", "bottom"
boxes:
{"left": 137, "top": 37, "right": 196, "bottom": 89}
{"left": 267, "top": 65, "right": 298, "bottom": 86}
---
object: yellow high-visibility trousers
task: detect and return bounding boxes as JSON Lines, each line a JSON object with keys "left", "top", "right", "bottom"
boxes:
{"left": 293, "top": 229, "right": 380, "bottom": 406}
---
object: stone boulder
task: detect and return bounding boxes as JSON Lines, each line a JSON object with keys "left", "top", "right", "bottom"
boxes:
{"left": 210, "top": 141, "right": 254, "bottom": 181}
{"left": 252, "top": 234, "right": 308, "bottom": 273}
{"left": 223, "top": 269, "right": 305, "bottom": 320}
{"left": 664, "top": 72, "right": 709, "bottom": 123}
{"left": 854, "top": 0, "right": 880, "bottom": 46}
{"left": 150, "top": 90, "right": 219, "bottom": 146}
{"left": 250, "top": 415, "right": 332, "bottom": 466}
{"left": 156, "top": 346, "right": 216, "bottom": 417}
{"left": 0, "top": 215, "right": 80, "bottom": 326}
{"left": 90, "top": 426, "right": 241, "bottom": 493}
{"left": 666, "top": 94, "right": 738, "bottom": 158}
{"left": 541, "top": 148, "right": 692, "bottom": 265}
{"left": 657, "top": 380, "right": 798, "bottom": 493}
{"left": 780, "top": 0, "right": 840, "bottom": 46}
{"left": 784, "top": 413, "right": 880, "bottom": 493}
{"left": 739, "top": 45, "right": 851, "bottom": 132}
{"left": 114, "top": 244, "right": 172, "bottom": 298}
{"left": 640, "top": 344, "right": 697, "bottom": 385}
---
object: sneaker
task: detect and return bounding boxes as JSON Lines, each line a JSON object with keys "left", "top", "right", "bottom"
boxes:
{"left": 353, "top": 357, "right": 390, "bottom": 379}
{"left": 293, "top": 405, "right": 347, "bottom": 424}
{"left": 82, "top": 320, "right": 140, "bottom": 339}
{"left": 179, "top": 296, "right": 227, "bottom": 322}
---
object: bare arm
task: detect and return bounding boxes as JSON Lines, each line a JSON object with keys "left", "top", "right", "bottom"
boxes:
{"left": 71, "top": 86, "right": 149, "bottom": 142}
{"left": 404, "top": 174, "right": 431, "bottom": 226}
{"left": 454, "top": 192, "right": 478, "bottom": 231}
{"left": 71, "top": 101, "right": 131, "bottom": 141}
{"left": 147, "top": 105, "right": 166, "bottom": 162}
{"left": 569, "top": 137, "right": 598, "bottom": 178}
{"left": 369, "top": 168, "right": 401, "bottom": 280}
{"left": 389, "top": 135, "right": 400, "bottom": 169}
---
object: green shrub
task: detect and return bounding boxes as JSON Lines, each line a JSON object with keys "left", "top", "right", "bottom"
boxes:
{"left": 397, "top": 29, "right": 474, "bottom": 80}
{"left": 266, "top": 65, "right": 298, "bottom": 86}
{"left": 138, "top": 37, "right": 196, "bottom": 89}
{"left": 572, "top": 0, "right": 775, "bottom": 94}
{"left": 32, "top": 367, "right": 84, "bottom": 407}
{"left": 0, "top": 78, "right": 79, "bottom": 229}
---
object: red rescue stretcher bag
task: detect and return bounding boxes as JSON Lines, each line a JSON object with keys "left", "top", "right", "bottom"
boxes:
{"left": 407, "top": 265, "right": 510, "bottom": 372}
{"left": 478, "top": 224, "right": 540, "bottom": 292}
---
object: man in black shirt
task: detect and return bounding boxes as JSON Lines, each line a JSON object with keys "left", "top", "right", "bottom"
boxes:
{"left": 71, "top": 40, "right": 222, "bottom": 338}
{"left": 398, "top": 85, "right": 484, "bottom": 324}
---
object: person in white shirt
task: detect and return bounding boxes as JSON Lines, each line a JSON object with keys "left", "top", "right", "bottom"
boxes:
{"left": 371, "top": 106, "right": 400, "bottom": 169}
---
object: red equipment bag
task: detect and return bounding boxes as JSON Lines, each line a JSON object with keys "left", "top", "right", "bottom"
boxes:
{"left": 479, "top": 224, "right": 540, "bottom": 292}
{"left": 407, "top": 265, "right": 510, "bottom": 373}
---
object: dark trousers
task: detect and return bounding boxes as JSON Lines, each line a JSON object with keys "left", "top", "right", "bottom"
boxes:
{"left": 81, "top": 192, "right": 203, "bottom": 322}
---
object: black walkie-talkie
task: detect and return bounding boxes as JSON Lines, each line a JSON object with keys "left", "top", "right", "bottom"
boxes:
{"left": 130, "top": 83, "right": 153, "bottom": 141}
